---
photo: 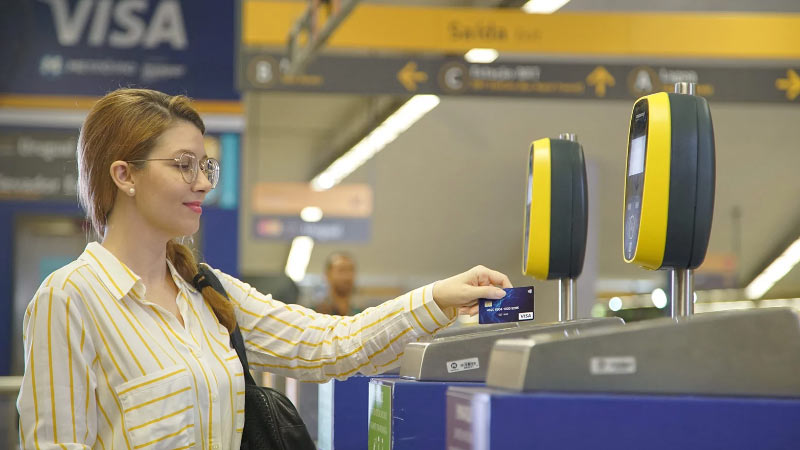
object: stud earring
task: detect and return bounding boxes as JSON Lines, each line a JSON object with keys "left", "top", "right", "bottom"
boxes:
{"left": 129, "top": 187, "right": 135, "bottom": 196}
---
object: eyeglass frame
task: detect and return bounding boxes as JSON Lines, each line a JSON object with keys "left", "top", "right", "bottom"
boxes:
{"left": 126, "top": 151, "right": 220, "bottom": 189}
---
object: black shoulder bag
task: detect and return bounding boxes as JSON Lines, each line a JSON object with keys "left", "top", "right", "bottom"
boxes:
{"left": 193, "top": 265, "right": 316, "bottom": 450}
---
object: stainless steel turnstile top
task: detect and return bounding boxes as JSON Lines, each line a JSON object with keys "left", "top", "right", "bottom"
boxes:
{"left": 487, "top": 307, "right": 800, "bottom": 397}
{"left": 400, "top": 317, "right": 624, "bottom": 382}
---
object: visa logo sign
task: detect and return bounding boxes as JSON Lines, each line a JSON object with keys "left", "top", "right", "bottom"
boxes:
{"left": 40, "top": 0, "right": 188, "bottom": 50}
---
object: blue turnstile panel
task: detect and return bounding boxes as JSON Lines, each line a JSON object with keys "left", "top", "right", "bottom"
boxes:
{"left": 447, "top": 386, "right": 800, "bottom": 449}
{"left": 316, "top": 375, "right": 397, "bottom": 450}
{"left": 368, "top": 378, "right": 483, "bottom": 449}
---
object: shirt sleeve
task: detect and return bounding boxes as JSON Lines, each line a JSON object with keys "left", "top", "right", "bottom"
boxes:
{"left": 213, "top": 269, "right": 457, "bottom": 382}
{"left": 17, "top": 285, "right": 98, "bottom": 449}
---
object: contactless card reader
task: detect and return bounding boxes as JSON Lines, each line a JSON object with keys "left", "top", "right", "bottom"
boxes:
{"left": 485, "top": 308, "right": 800, "bottom": 397}
{"left": 524, "top": 134, "right": 588, "bottom": 321}
{"left": 624, "top": 82, "right": 715, "bottom": 316}
{"left": 400, "top": 317, "right": 623, "bottom": 382}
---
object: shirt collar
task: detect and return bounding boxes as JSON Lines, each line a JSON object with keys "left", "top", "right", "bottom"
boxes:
{"left": 79, "top": 242, "right": 142, "bottom": 300}
{"left": 79, "top": 242, "right": 198, "bottom": 301}
{"left": 166, "top": 258, "right": 198, "bottom": 294}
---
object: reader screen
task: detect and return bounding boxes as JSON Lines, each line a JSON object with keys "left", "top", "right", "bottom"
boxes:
{"left": 628, "top": 136, "right": 646, "bottom": 176}
{"left": 624, "top": 99, "right": 648, "bottom": 260}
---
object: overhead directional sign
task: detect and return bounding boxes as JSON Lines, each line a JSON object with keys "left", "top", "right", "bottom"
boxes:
{"left": 585, "top": 66, "right": 615, "bottom": 98}
{"left": 243, "top": 1, "right": 800, "bottom": 60}
{"left": 397, "top": 62, "right": 428, "bottom": 92}
{"left": 239, "top": 51, "right": 800, "bottom": 104}
{"left": 777, "top": 69, "right": 800, "bottom": 101}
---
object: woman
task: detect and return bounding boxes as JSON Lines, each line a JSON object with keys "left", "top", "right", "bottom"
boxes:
{"left": 16, "top": 88, "right": 512, "bottom": 449}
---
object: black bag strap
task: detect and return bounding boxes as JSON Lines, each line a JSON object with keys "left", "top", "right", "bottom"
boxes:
{"left": 193, "top": 264, "right": 257, "bottom": 386}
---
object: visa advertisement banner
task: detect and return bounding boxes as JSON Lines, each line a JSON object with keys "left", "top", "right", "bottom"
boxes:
{"left": 0, "top": 0, "right": 238, "bottom": 100}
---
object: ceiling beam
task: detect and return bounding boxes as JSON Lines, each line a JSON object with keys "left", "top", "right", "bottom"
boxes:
{"left": 286, "top": 0, "right": 362, "bottom": 75}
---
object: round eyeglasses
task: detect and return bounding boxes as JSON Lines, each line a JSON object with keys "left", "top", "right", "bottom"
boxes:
{"left": 127, "top": 152, "right": 220, "bottom": 188}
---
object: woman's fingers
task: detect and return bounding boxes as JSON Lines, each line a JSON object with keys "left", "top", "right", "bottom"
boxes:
{"left": 470, "top": 265, "right": 513, "bottom": 289}
{"left": 434, "top": 266, "right": 512, "bottom": 313}
{"left": 475, "top": 285, "right": 506, "bottom": 300}
{"left": 488, "top": 268, "right": 513, "bottom": 289}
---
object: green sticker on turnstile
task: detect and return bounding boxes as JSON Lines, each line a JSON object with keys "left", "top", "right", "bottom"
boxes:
{"left": 367, "top": 382, "right": 392, "bottom": 450}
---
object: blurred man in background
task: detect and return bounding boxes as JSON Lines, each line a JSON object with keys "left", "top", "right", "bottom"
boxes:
{"left": 316, "top": 251, "right": 359, "bottom": 315}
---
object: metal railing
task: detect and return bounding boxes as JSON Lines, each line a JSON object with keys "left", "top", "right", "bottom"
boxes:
{"left": 0, "top": 376, "right": 22, "bottom": 394}
{"left": 1, "top": 376, "right": 22, "bottom": 449}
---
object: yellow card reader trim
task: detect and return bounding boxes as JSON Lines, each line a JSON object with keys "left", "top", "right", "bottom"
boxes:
{"left": 526, "top": 138, "right": 552, "bottom": 278}
{"left": 632, "top": 92, "right": 671, "bottom": 269}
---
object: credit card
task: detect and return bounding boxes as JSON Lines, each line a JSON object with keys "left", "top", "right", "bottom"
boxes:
{"left": 478, "top": 286, "right": 535, "bottom": 324}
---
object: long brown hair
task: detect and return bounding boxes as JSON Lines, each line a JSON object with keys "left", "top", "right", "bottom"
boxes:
{"left": 77, "top": 88, "right": 235, "bottom": 332}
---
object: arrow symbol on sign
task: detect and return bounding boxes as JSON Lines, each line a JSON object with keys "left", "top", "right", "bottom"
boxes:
{"left": 776, "top": 69, "right": 800, "bottom": 101}
{"left": 397, "top": 61, "right": 428, "bottom": 91}
{"left": 586, "top": 66, "right": 615, "bottom": 97}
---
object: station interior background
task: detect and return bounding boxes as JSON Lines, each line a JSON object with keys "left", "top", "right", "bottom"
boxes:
{"left": 241, "top": 0, "right": 800, "bottom": 320}
{"left": 1, "top": 0, "right": 800, "bottom": 446}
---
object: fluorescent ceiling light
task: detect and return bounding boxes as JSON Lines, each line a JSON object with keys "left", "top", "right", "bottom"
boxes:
{"left": 464, "top": 48, "right": 499, "bottom": 63}
{"left": 608, "top": 296, "right": 622, "bottom": 312}
{"left": 300, "top": 206, "right": 323, "bottom": 222}
{"left": 310, "top": 95, "right": 440, "bottom": 191}
{"left": 285, "top": 236, "right": 314, "bottom": 282}
{"left": 745, "top": 237, "right": 800, "bottom": 299}
{"left": 522, "top": 0, "right": 571, "bottom": 14}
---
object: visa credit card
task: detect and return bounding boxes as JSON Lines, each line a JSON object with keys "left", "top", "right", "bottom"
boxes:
{"left": 478, "top": 286, "right": 535, "bottom": 324}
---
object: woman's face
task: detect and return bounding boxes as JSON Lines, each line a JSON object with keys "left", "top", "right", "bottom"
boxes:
{"left": 132, "top": 120, "right": 212, "bottom": 239}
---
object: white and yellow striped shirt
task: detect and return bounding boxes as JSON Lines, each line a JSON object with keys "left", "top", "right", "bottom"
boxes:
{"left": 17, "top": 242, "right": 455, "bottom": 450}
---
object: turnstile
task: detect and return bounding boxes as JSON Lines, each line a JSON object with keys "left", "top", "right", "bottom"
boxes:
{"left": 400, "top": 317, "right": 623, "bottom": 382}
{"left": 486, "top": 307, "right": 800, "bottom": 397}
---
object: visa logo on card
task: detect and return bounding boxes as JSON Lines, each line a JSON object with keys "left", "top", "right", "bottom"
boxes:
{"left": 478, "top": 286, "right": 535, "bottom": 324}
